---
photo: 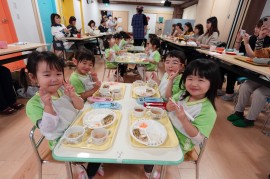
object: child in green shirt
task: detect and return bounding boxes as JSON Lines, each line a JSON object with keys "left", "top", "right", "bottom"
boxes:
{"left": 70, "top": 49, "right": 101, "bottom": 101}
{"left": 151, "top": 50, "right": 186, "bottom": 101}
{"left": 138, "top": 37, "right": 161, "bottom": 80}
{"left": 167, "top": 59, "right": 220, "bottom": 154}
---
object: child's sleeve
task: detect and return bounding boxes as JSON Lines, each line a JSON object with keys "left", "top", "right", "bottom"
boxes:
{"left": 153, "top": 51, "right": 161, "bottom": 63}
{"left": 69, "top": 74, "right": 85, "bottom": 94}
{"left": 192, "top": 102, "right": 217, "bottom": 138}
{"left": 26, "top": 96, "right": 44, "bottom": 127}
{"left": 172, "top": 75, "right": 182, "bottom": 95}
{"left": 105, "top": 49, "right": 110, "bottom": 58}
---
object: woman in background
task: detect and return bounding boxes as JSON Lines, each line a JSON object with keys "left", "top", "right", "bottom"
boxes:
{"left": 183, "top": 22, "right": 194, "bottom": 35}
{"left": 66, "top": 16, "right": 81, "bottom": 37}
{"left": 196, "top": 16, "right": 219, "bottom": 49}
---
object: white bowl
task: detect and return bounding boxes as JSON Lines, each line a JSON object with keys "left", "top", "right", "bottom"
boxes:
{"left": 63, "top": 126, "right": 85, "bottom": 144}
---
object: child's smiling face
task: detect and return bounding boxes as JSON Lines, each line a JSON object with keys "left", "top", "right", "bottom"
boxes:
{"left": 76, "top": 59, "right": 94, "bottom": 75}
{"left": 35, "top": 61, "right": 64, "bottom": 94}
{"left": 165, "top": 57, "right": 184, "bottom": 76}
{"left": 185, "top": 74, "right": 210, "bottom": 100}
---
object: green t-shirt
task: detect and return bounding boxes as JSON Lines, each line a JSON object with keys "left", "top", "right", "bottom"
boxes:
{"left": 158, "top": 73, "right": 185, "bottom": 101}
{"left": 69, "top": 71, "right": 94, "bottom": 94}
{"left": 26, "top": 88, "right": 78, "bottom": 149}
{"left": 119, "top": 39, "right": 127, "bottom": 50}
{"left": 70, "top": 72, "right": 86, "bottom": 94}
{"left": 169, "top": 95, "right": 216, "bottom": 154}
{"left": 105, "top": 44, "right": 120, "bottom": 68}
{"left": 146, "top": 50, "right": 161, "bottom": 71}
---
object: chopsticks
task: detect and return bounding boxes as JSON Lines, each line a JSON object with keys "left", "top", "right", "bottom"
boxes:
{"left": 169, "top": 97, "right": 194, "bottom": 121}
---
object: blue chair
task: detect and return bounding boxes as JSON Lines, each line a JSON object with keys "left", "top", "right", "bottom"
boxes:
{"left": 261, "top": 98, "right": 270, "bottom": 136}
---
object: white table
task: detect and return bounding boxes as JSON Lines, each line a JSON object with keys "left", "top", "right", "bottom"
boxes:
{"left": 53, "top": 84, "right": 183, "bottom": 178}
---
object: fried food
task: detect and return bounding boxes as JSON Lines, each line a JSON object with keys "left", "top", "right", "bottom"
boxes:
{"left": 102, "top": 114, "right": 114, "bottom": 125}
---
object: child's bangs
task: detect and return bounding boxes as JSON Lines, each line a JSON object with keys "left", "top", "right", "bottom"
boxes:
{"left": 187, "top": 65, "right": 210, "bottom": 80}
{"left": 42, "top": 56, "right": 64, "bottom": 73}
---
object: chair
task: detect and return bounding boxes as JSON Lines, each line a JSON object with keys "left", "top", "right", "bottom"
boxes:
{"left": 102, "top": 58, "right": 118, "bottom": 81}
{"left": 29, "top": 125, "right": 73, "bottom": 179}
{"left": 182, "top": 138, "right": 208, "bottom": 179}
{"left": 261, "top": 98, "right": 270, "bottom": 136}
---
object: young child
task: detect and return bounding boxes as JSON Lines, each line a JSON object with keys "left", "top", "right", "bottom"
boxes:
{"left": 151, "top": 50, "right": 186, "bottom": 101}
{"left": 138, "top": 37, "right": 161, "bottom": 80}
{"left": 119, "top": 31, "right": 131, "bottom": 50}
{"left": 20, "top": 51, "right": 101, "bottom": 178}
{"left": 166, "top": 59, "right": 220, "bottom": 154}
{"left": 104, "top": 35, "right": 126, "bottom": 81}
{"left": 69, "top": 49, "right": 101, "bottom": 101}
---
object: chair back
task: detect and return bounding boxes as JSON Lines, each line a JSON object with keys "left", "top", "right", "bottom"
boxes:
{"left": 197, "top": 138, "right": 208, "bottom": 164}
{"left": 52, "top": 36, "right": 65, "bottom": 51}
{"left": 29, "top": 125, "right": 46, "bottom": 163}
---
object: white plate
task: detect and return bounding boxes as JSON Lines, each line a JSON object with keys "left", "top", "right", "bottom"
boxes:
{"left": 83, "top": 109, "right": 117, "bottom": 129}
{"left": 130, "top": 119, "right": 167, "bottom": 146}
{"left": 133, "top": 86, "right": 156, "bottom": 97}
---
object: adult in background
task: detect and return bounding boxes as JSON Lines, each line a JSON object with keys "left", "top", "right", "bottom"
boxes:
{"left": 66, "top": 16, "right": 81, "bottom": 37}
{"left": 131, "top": 6, "right": 148, "bottom": 46}
{"left": 98, "top": 19, "right": 108, "bottom": 33}
{"left": 144, "top": 16, "right": 151, "bottom": 46}
{"left": 0, "top": 66, "right": 24, "bottom": 115}
{"left": 107, "top": 15, "right": 117, "bottom": 32}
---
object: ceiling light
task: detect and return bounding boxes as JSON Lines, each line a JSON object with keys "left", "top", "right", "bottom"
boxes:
{"left": 161, "top": 0, "right": 165, "bottom": 3}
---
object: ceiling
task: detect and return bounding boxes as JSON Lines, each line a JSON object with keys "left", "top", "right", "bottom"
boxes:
{"left": 97, "top": 0, "right": 194, "bottom": 7}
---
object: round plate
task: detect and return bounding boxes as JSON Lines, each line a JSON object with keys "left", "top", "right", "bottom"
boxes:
{"left": 83, "top": 109, "right": 117, "bottom": 129}
{"left": 130, "top": 119, "right": 167, "bottom": 146}
{"left": 133, "top": 86, "right": 156, "bottom": 97}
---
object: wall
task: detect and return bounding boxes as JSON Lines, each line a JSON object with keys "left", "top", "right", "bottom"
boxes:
{"left": 261, "top": 0, "right": 270, "bottom": 18}
{"left": 182, "top": 4, "right": 197, "bottom": 19}
{"left": 7, "top": 0, "right": 40, "bottom": 43}
{"left": 73, "top": 0, "right": 82, "bottom": 30}
{"left": 98, "top": 3, "right": 174, "bottom": 32}
{"left": 82, "top": 0, "right": 99, "bottom": 32}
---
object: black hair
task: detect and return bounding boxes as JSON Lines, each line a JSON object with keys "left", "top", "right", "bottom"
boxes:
{"left": 205, "top": 16, "right": 220, "bottom": 37}
{"left": 69, "top": 16, "right": 76, "bottom": 24}
{"left": 20, "top": 51, "right": 64, "bottom": 92}
{"left": 179, "top": 59, "right": 220, "bottom": 109}
{"left": 149, "top": 37, "right": 160, "bottom": 50}
{"left": 171, "top": 24, "right": 177, "bottom": 36}
{"left": 113, "top": 33, "right": 122, "bottom": 40}
{"left": 119, "top": 31, "right": 131, "bottom": 40}
{"left": 176, "top": 23, "right": 184, "bottom": 31}
{"left": 195, "top": 24, "right": 204, "bottom": 35}
{"left": 88, "top": 20, "right": 96, "bottom": 27}
{"left": 166, "top": 50, "right": 186, "bottom": 65}
{"left": 74, "top": 49, "right": 95, "bottom": 66}
{"left": 103, "top": 35, "right": 114, "bottom": 49}
{"left": 184, "top": 22, "right": 194, "bottom": 33}
{"left": 100, "top": 19, "right": 106, "bottom": 24}
{"left": 51, "top": 13, "right": 61, "bottom": 26}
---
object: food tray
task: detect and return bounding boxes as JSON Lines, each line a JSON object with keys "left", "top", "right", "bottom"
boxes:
{"left": 62, "top": 108, "right": 121, "bottom": 150}
{"left": 93, "top": 82, "right": 126, "bottom": 100}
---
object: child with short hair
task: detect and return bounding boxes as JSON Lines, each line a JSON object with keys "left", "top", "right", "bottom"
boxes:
{"left": 167, "top": 59, "right": 220, "bottom": 153}
{"left": 138, "top": 37, "right": 161, "bottom": 80}
{"left": 69, "top": 49, "right": 101, "bottom": 101}
{"left": 20, "top": 51, "right": 101, "bottom": 178}
{"left": 151, "top": 50, "right": 186, "bottom": 101}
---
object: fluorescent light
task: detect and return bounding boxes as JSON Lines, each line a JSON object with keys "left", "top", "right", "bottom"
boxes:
{"left": 161, "top": 1, "right": 165, "bottom": 3}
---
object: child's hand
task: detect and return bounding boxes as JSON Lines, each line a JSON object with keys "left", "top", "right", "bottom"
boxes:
{"left": 64, "top": 28, "right": 70, "bottom": 33}
{"left": 168, "top": 70, "right": 179, "bottom": 81}
{"left": 94, "top": 81, "right": 101, "bottom": 88}
{"left": 243, "top": 33, "right": 250, "bottom": 45}
{"left": 175, "top": 105, "right": 188, "bottom": 122}
{"left": 166, "top": 100, "right": 177, "bottom": 112}
{"left": 151, "top": 72, "right": 158, "bottom": 81}
{"left": 39, "top": 88, "right": 52, "bottom": 107}
{"left": 63, "top": 81, "right": 76, "bottom": 99}
{"left": 90, "top": 71, "right": 98, "bottom": 81}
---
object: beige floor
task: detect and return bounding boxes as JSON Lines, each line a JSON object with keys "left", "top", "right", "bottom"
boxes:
{"left": 1, "top": 58, "right": 270, "bottom": 179}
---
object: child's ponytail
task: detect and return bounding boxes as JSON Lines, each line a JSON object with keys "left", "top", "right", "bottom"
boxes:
{"left": 19, "top": 67, "right": 29, "bottom": 93}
